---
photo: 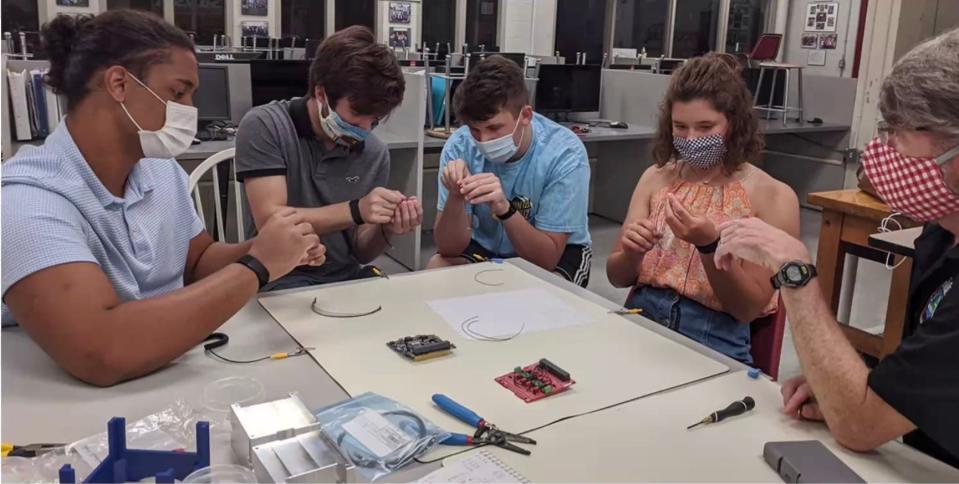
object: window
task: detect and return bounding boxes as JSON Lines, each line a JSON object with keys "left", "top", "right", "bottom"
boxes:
{"left": 556, "top": 0, "right": 606, "bottom": 63}
{"left": 465, "top": 0, "right": 498, "bottom": 50}
{"left": 107, "top": 0, "right": 163, "bottom": 15}
{"left": 174, "top": 0, "right": 226, "bottom": 45}
{"left": 1, "top": 0, "right": 39, "bottom": 34}
{"left": 282, "top": 0, "right": 325, "bottom": 40}
{"left": 422, "top": 0, "right": 455, "bottom": 56}
{"left": 335, "top": 0, "right": 374, "bottom": 31}
{"left": 671, "top": 0, "right": 720, "bottom": 58}
{"left": 725, "top": 0, "right": 768, "bottom": 54}
{"left": 613, "top": 0, "right": 669, "bottom": 57}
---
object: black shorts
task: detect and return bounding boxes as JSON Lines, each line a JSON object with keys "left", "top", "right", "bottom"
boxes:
{"left": 459, "top": 240, "right": 592, "bottom": 287}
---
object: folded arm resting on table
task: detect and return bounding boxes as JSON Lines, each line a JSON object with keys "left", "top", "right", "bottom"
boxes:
{"left": 714, "top": 218, "right": 915, "bottom": 451}
{"left": 4, "top": 231, "right": 258, "bottom": 387}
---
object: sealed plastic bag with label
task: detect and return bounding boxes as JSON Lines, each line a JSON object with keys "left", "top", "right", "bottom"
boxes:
{"left": 314, "top": 392, "right": 449, "bottom": 482}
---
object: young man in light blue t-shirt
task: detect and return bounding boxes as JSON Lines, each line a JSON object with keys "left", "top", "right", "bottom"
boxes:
{"left": 428, "top": 55, "right": 592, "bottom": 286}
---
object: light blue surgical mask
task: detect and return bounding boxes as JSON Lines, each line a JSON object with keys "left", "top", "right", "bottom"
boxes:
{"left": 475, "top": 115, "right": 527, "bottom": 164}
{"left": 318, "top": 98, "right": 372, "bottom": 146}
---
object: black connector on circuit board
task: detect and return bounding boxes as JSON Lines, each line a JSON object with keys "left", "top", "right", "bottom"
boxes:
{"left": 538, "top": 358, "right": 571, "bottom": 382}
{"left": 387, "top": 335, "right": 455, "bottom": 361}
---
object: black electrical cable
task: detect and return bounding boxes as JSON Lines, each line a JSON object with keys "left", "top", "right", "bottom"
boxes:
{"left": 201, "top": 332, "right": 308, "bottom": 364}
{"left": 414, "top": 372, "right": 727, "bottom": 465}
{"left": 206, "top": 349, "right": 272, "bottom": 364}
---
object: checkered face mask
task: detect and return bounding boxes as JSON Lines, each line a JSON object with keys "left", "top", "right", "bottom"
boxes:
{"left": 672, "top": 134, "right": 727, "bottom": 169}
{"left": 861, "top": 136, "right": 959, "bottom": 222}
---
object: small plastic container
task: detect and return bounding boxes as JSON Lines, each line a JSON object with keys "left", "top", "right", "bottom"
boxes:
{"left": 203, "top": 376, "right": 265, "bottom": 414}
{"left": 182, "top": 464, "right": 257, "bottom": 483}
{"left": 2, "top": 456, "right": 37, "bottom": 482}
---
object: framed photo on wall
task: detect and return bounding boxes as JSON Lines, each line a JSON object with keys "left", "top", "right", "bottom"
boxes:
{"left": 241, "top": 21, "right": 269, "bottom": 38}
{"left": 389, "top": 27, "right": 411, "bottom": 48}
{"left": 805, "top": 2, "right": 838, "bottom": 33}
{"left": 241, "top": 0, "right": 268, "bottom": 16}
{"left": 801, "top": 33, "right": 819, "bottom": 49}
{"left": 389, "top": 2, "right": 412, "bottom": 24}
{"left": 55, "top": 0, "right": 90, "bottom": 6}
{"left": 819, "top": 33, "right": 838, "bottom": 49}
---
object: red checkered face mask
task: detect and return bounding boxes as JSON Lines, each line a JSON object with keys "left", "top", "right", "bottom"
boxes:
{"left": 861, "top": 136, "right": 959, "bottom": 222}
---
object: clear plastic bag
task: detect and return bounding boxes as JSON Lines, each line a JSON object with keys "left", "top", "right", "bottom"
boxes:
{"left": 64, "top": 399, "right": 210, "bottom": 471}
{"left": 6, "top": 375, "right": 264, "bottom": 484}
{"left": 314, "top": 392, "right": 450, "bottom": 482}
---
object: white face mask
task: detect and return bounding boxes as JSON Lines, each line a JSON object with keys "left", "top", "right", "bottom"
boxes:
{"left": 475, "top": 114, "right": 527, "bottom": 164}
{"left": 119, "top": 72, "right": 197, "bottom": 159}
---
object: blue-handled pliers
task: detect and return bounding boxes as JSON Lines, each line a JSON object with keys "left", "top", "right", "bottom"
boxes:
{"left": 432, "top": 394, "right": 536, "bottom": 455}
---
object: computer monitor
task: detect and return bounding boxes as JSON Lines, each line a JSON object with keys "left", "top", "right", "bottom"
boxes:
{"left": 246, "top": 60, "right": 311, "bottom": 106}
{"left": 570, "top": 65, "right": 601, "bottom": 112}
{"left": 535, "top": 64, "right": 601, "bottom": 113}
{"left": 468, "top": 52, "right": 525, "bottom": 70}
{"left": 195, "top": 64, "right": 231, "bottom": 121}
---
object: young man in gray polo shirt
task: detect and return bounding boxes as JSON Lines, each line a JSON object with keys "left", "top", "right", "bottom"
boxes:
{"left": 236, "top": 26, "right": 422, "bottom": 290}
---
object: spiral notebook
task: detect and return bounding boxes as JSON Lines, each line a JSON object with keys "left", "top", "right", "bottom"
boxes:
{"left": 416, "top": 450, "right": 530, "bottom": 483}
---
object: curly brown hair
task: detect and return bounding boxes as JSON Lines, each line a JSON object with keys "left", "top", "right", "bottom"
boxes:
{"left": 651, "top": 53, "right": 763, "bottom": 174}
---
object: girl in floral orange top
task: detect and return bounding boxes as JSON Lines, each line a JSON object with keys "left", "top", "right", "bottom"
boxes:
{"left": 606, "top": 53, "right": 800, "bottom": 363}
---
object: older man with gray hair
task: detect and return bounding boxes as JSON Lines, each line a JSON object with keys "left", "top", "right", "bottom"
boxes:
{"left": 713, "top": 27, "right": 959, "bottom": 468}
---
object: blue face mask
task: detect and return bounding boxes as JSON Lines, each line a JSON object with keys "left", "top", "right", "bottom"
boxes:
{"left": 318, "top": 98, "right": 372, "bottom": 146}
{"left": 475, "top": 115, "right": 527, "bottom": 164}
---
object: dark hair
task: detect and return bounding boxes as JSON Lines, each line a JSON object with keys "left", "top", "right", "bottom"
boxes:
{"left": 41, "top": 9, "right": 195, "bottom": 111}
{"left": 309, "top": 26, "right": 405, "bottom": 118}
{"left": 453, "top": 55, "right": 528, "bottom": 123}
{"left": 651, "top": 53, "right": 763, "bottom": 173}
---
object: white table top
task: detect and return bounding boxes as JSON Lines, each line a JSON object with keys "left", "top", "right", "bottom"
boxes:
{"left": 476, "top": 371, "right": 959, "bottom": 482}
{"left": 257, "top": 262, "right": 730, "bottom": 461}
{"left": 4, "top": 261, "right": 947, "bottom": 482}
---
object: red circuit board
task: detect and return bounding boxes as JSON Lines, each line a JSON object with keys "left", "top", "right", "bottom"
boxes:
{"left": 495, "top": 362, "right": 575, "bottom": 403}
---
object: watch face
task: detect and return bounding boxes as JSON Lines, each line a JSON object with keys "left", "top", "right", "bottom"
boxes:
{"left": 786, "top": 265, "right": 803, "bottom": 282}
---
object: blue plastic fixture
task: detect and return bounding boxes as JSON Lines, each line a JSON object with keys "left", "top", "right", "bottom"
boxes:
{"left": 59, "top": 417, "right": 210, "bottom": 483}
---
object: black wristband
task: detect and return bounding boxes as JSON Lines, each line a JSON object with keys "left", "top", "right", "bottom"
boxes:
{"left": 696, "top": 237, "right": 721, "bottom": 255}
{"left": 496, "top": 203, "right": 517, "bottom": 221}
{"left": 349, "top": 199, "right": 365, "bottom": 226}
{"left": 236, "top": 254, "right": 270, "bottom": 289}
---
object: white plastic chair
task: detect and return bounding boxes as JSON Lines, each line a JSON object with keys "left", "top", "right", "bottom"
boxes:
{"left": 188, "top": 148, "right": 246, "bottom": 242}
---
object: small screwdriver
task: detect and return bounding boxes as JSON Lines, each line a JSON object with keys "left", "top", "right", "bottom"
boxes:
{"left": 687, "top": 396, "right": 755, "bottom": 430}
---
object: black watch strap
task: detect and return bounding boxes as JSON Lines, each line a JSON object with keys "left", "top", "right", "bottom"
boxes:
{"left": 696, "top": 237, "right": 721, "bottom": 255}
{"left": 496, "top": 203, "right": 517, "bottom": 221}
{"left": 349, "top": 199, "right": 365, "bottom": 226}
{"left": 771, "top": 261, "right": 818, "bottom": 289}
{"left": 236, "top": 254, "right": 270, "bottom": 289}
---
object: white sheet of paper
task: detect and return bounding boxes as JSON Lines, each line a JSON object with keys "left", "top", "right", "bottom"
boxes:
{"left": 807, "top": 49, "right": 827, "bottom": 66}
{"left": 341, "top": 409, "right": 411, "bottom": 458}
{"left": 417, "top": 450, "right": 529, "bottom": 483}
{"left": 427, "top": 288, "right": 593, "bottom": 340}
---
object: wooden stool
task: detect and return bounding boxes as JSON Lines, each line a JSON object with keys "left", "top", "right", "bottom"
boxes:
{"left": 755, "top": 62, "right": 804, "bottom": 126}
{"left": 807, "top": 190, "right": 918, "bottom": 359}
